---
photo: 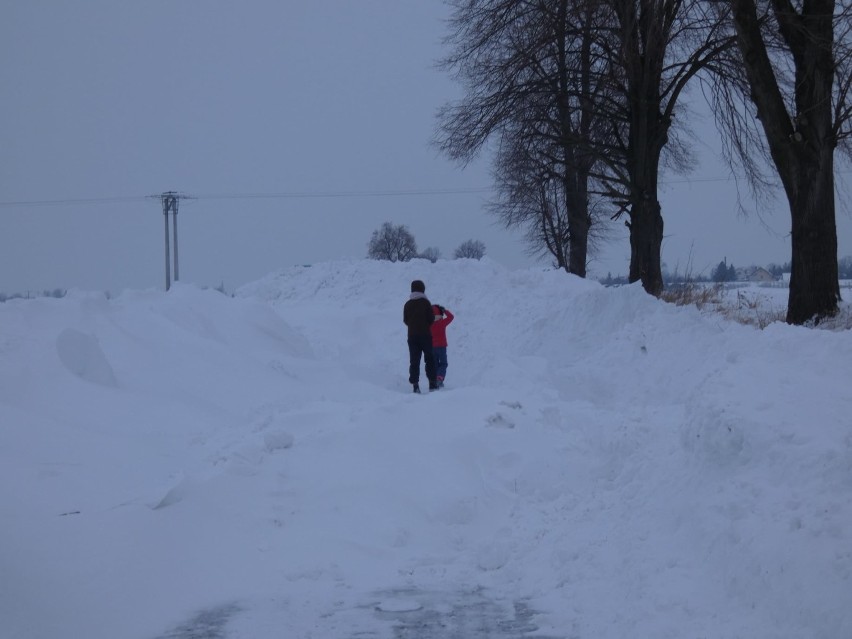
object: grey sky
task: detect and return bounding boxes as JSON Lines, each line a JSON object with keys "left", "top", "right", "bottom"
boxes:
{"left": 3, "top": 1, "right": 851, "bottom": 294}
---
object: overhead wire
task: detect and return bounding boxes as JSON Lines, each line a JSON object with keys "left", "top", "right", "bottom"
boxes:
{"left": 0, "top": 174, "right": 750, "bottom": 209}
{"left": 0, "top": 187, "right": 494, "bottom": 208}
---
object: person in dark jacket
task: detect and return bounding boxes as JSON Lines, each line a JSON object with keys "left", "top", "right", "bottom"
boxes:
{"left": 403, "top": 279, "right": 438, "bottom": 393}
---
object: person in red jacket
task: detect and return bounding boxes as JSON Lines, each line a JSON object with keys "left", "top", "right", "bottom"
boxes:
{"left": 430, "top": 304, "right": 454, "bottom": 388}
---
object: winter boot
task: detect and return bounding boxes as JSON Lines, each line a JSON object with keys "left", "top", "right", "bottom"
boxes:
{"left": 413, "top": 383, "right": 421, "bottom": 394}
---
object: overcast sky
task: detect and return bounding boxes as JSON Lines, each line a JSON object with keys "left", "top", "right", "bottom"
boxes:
{"left": 3, "top": 1, "right": 851, "bottom": 294}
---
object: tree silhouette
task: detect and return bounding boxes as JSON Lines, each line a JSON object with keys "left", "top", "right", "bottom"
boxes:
{"left": 454, "top": 239, "right": 486, "bottom": 260}
{"left": 367, "top": 223, "right": 418, "bottom": 262}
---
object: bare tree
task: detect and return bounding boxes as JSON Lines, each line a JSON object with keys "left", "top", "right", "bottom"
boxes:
{"left": 437, "top": 0, "right": 612, "bottom": 278}
{"left": 490, "top": 139, "right": 612, "bottom": 271}
{"left": 587, "top": 0, "right": 734, "bottom": 295}
{"left": 437, "top": 0, "right": 731, "bottom": 294}
{"left": 419, "top": 247, "right": 441, "bottom": 263}
{"left": 491, "top": 141, "right": 572, "bottom": 270}
{"left": 708, "top": 0, "right": 850, "bottom": 324}
{"left": 454, "top": 239, "right": 487, "bottom": 259}
{"left": 367, "top": 222, "right": 419, "bottom": 262}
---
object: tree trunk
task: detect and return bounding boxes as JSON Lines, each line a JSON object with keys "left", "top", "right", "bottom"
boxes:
{"left": 729, "top": 0, "right": 840, "bottom": 324}
{"left": 540, "top": 195, "right": 569, "bottom": 271}
{"left": 784, "top": 18, "right": 841, "bottom": 324}
{"left": 568, "top": 215, "right": 589, "bottom": 277}
{"left": 787, "top": 149, "right": 840, "bottom": 324}
{"left": 628, "top": 197, "right": 664, "bottom": 295}
{"left": 566, "top": 180, "right": 590, "bottom": 277}
{"left": 626, "top": 103, "right": 666, "bottom": 296}
{"left": 618, "top": 0, "right": 668, "bottom": 298}
{"left": 557, "top": 0, "right": 592, "bottom": 279}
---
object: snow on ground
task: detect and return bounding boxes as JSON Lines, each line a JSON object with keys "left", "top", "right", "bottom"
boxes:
{"left": 1, "top": 258, "right": 850, "bottom": 639}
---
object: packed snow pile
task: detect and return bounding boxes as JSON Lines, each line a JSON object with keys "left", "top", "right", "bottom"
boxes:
{"left": 2, "top": 258, "right": 850, "bottom": 639}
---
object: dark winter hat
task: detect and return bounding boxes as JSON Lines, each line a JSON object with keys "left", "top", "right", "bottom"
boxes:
{"left": 411, "top": 279, "right": 425, "bottom": 293}
{"left": 432, "top": 305, "right": 442, "bottom": 316}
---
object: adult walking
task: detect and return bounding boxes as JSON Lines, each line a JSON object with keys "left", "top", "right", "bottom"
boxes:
{"left": 403, "top": 279, "right": 438, "bottom": 393}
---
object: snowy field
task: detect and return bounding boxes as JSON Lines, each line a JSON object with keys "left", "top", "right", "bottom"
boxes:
{"left": 662, "top": 279, "right": 852, "bottom": 329}
{"left": 2, "top": 258, "right": 851, "bottom": 639}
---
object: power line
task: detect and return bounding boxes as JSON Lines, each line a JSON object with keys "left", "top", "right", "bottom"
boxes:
{"left": 0, "top": 173, "right": 753, "bottom": 209}
{"left": 195, "top": 187, "right": 494, "bottom": 200}
{"left": 5, "top": 170, "right": 816, "bottom": 209}
{"left": 0, "top": 187, "right": 494, "bottom": 208}
{"left": 0, "top": 195, "right": 151, "bottom": 207}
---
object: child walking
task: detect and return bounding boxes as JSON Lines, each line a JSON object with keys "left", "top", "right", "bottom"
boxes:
{"left": 430, "top": 304, "right": 454, "bottom": 388}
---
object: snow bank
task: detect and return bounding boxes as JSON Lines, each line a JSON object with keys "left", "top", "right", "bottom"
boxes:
{"left": 1, "top": 259, "right": 849, "bottom": 639}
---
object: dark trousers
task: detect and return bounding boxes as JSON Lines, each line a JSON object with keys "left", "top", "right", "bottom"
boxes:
{"left": 407, "top": 334, "right": 437, "bottom": 386}
{"left": 433, "top": 346, "right": 448, "bottom": 379}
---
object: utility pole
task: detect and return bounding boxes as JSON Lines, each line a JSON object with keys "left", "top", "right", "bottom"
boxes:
{"left": 158, "top": 191, "right": 182, "bottom": 291}
{"left": 171, "top": 195, "right": 179, "bottom": 282}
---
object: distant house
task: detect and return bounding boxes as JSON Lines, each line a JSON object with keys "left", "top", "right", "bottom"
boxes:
{"left": 733, "top": 266, "right": 776, "bottom": 282}
{"left": 748, "top": 267, "right": 776, "bottom": 283}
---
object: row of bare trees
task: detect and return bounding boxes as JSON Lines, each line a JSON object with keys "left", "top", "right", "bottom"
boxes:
{"left": 367, "top": 222, "right": 487, "bottom": 262}
{"left": 435, "top": 0, "right": 852, "bottom": 324}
